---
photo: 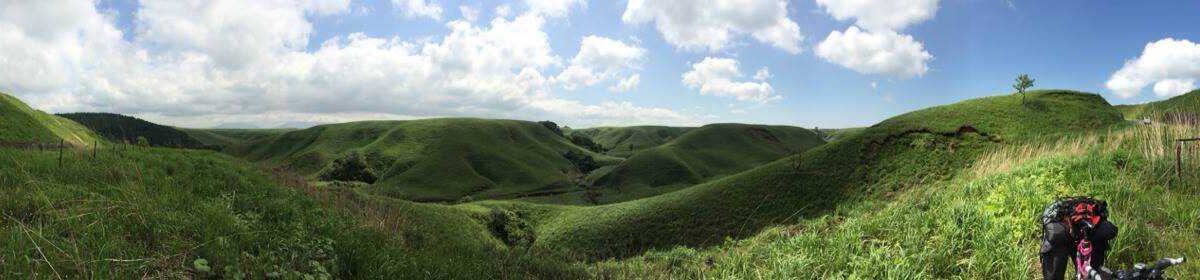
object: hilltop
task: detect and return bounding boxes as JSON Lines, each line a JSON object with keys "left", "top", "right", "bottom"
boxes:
{"left": 58, "top": 112, "right": 206, "bottom": 148}
{"left": 0, "top": 92, "right": 99, "bottom": 147}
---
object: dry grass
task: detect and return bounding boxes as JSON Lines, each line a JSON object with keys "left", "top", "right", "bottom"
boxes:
{"left": 972, "top": 123, "right": 1200, "bottom": 178}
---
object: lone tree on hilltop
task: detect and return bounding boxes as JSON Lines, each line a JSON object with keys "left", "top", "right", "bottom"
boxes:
{"left": 1013, "top": 74, "right": 1035, "bottom": 104}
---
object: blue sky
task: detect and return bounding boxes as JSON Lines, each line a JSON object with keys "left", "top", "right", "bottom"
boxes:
{"left": 3, "top": 0, "right": 1200, "bottom": 128}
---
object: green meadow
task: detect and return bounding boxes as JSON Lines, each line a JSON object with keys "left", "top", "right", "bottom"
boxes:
{"left": 2, "top": 89, "right": 1198, "bottom": 279}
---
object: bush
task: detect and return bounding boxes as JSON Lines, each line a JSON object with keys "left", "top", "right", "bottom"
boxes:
{"left": 569, "top": 133, "right": 605, "bottom": 153}
{"left": 318, "top": 152, "right": 378, "bottom": 183}
{"left": 488, "top": 209, "right": 534, "bottom": 247}
{"left": 539, "top": 121, "right": 564, "bottom": 137}
{"left": 562, "top": 150, "right": 598, "bottom": 173}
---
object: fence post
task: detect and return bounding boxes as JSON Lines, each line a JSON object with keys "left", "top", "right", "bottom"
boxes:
{"left": 58, "top": 140, "right": 64, "bottom": 166}
{"left": 1177, "top": 140, "right": 1183, "bottom": 178}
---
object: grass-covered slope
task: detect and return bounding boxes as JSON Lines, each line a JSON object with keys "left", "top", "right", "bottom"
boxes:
{"left": 588, "top": 124, "right": 1199, "bottom": 279}
{"left": 571, "top": 126, "right": 692, "bottom": 157}
{"left": 0, "top": 93, "right": 99, "bottom": 147}
{"left": 531, "top": 90, "right": 1125, "bottom": 260}
{"left": 235, "top": 118, "right": 611, "bottom": 202}
{"left": 181, "top": 128, "right": 295, "bottom": 152}
{"left": 593, "top": 124, "right": 825, "bottom": 190}
{"left": 58, "top": 112, "right": 205, "bottom": 148}
{"left": 0, "top": 146, "right": 583, "bottom": 279}
{"left": 1114, "top": 89, "right": 1200, "bottom": 120}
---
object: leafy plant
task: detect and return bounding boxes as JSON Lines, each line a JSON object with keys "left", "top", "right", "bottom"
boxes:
{"left": 318, "top": 152, "right": 377, "bottom": 183}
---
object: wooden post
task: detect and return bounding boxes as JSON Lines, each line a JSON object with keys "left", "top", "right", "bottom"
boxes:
{"left": 1176, "top": 138, "right": 1200, "bottom": 179}
{"left": 92, "top": 139, "right": 98, "bottom": 159}
{"left": 58, "top": 140, "right": 63, "bottom": 166}
{"left": 1178, "top": 141, "right": 1183, "bottom": 178}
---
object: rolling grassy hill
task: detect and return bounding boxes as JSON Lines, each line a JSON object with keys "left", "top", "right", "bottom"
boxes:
{"left": 1114, "top": 89, "right": 1200, "bottom": 120}
{"left": 58, "top": 112, "right": 205, "bottom": 148}
{"left": 570, "top": 126, "right": 692, "bottom": 157}
{"left": 528, "top": 90, "right": 1126, "bottom": 260}
{"left": 592, "top": 124, "right": 825, "bottom": 190}
{"left": 181, "top": 127, "right": 296, "bottom": 152}
{"left": 0, "top": 92, "right": 99, "bottom": 147}
{"left": 0, "top": 146, "right": 585, "bottom": 279}
{"left": 232, "top": 118, "right": 615, "bottom": 202}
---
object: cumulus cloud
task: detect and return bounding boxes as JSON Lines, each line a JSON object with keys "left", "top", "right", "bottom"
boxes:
{"left": 608, "top": 74, "right": 641, "bottom": 93}
{"left": 682, "top": 57, "right": 779, "bottom": 103}
{"left": 555, "top": 36, "right": 646, "bottom": 90}
{"left": 815, "top": 26, "right": 931, "bottom": 78}
{"left": 0, "top": 0, "right": 699, "bottom": 127}
{"left": 815, "top": 0, "right": 939, "bottom": 32}
{"left": 525, "top": 0, "right": 586, "bottom": 18}
{"left": 392, "top": 0, "right": 443, "bottom": 20}
{"left": 1106, "top": 38, "right": 1200, "bottom": 98}
{"left": 136, "top": 0, "right": 338, "bottom": 68}
{"left": 622, "top": 0, "right": 802, "bottom": 54}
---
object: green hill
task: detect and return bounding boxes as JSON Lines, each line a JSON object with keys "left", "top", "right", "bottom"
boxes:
{"left": 0, "top": 146, "right": 582, "bottom": 279}
{"left": 592, "top": 124, "right": 825, "bottom": 190}
{"left": 570, "top": 126, "right": 692, "bottom": 157}
{"left": 181, "top": 128, "right": 296, "bottom": 152}
{"left": 530, "top": 90, "right": 1125, "bottom": 260}
{"left": 233, "top": 118, "right": 614, "bottom": 202}
{"left": 590, "top": 123, "right": 1200, "bottom": 278}
{"left": 0, "top": 92, "right": 100, "bottom": 147}
{"left": 1114, "top": 89, "right": 1200, "bottom": 120}
{"left": 58, "top": 112, "right": 205, "bottom": 148}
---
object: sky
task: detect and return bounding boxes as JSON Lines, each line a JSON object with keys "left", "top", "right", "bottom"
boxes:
{"left": 2, "top": 0, "right": 1199, "bottom": 129}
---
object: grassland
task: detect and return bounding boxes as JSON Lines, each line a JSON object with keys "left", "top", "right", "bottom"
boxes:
{"left": 4, "top": 89, "right": 1197, "bottom": 279}
{"left": 0, "top": 146, "right": 591, "bottom": 279}
{"left": 0, "top": 92, "right": 99, "bottom": 147}
{"left": 585, "top": 123, "right": 1199, "bottom": 279}
{"left": 1114, "top": 89, "right": 1200, "bottom": 120}
{"left": 592, "top": 124, "right": 825, "bottom": 191}
{"left": 570, "top": 126, "right": 692, "bottom": 157}
{"left": 228, "top": 118, "right": 617, "bottom": 202}
{"left": 527, "top": 90, "right": 1125, "bottom": 260}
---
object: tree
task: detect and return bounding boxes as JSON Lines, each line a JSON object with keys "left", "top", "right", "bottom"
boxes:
{"left": 538, "top": 121, "right": 564, "bottom": 137}
{"left": 1013, "top": 74, "right": 1035, "bottom": 104}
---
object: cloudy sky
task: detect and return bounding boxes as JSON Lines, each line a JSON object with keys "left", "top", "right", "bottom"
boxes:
{"left": 1, "top": 0, "right": 1199, "bottom": 128}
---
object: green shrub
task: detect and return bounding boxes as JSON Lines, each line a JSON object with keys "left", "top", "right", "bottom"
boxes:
{"left": 568, "top": 133, "right": 606, "bottom": 153}
{"left": 318, "top": 152, "right": 377, "bottom": 183}
{"left": 562, "top": 150, "right": 598, "bottom": 173}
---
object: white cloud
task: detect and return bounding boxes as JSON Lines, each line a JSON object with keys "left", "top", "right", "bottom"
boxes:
{"left": 459, "top": 5, "right": 479, "bottom": 22}
{"left": 1152, "top": 79, "right": 1196, "bottom": 97}
{"left": 622, "top": 0, "right": 802, "bottom": 54}
{"left": 136, "top": 0, "right": 333, "bottom": 68}
{"left": 555, "top": 36, "right": 646, "bottom": 90}
{"left": 525, "top": 0, "right": 586, "bottom": 18}
{"left": 1106, "top": 38, "right": 1200, "bottom": 98}
{"left": 0, "top": 0, "right": 699, "bottom": 127}
{"left": 815, "top": 0, "right": 939, "bottom": 32}
{"left": 753, "top": 67, "right": 771, "bottom": 81}
{"left": 392, "top": 0, "right": 443, "bottom": 20}
{"left": 682, "top": 57, "right": 779, "bottom": 103}
{"left": 609, "top": 74, "right": 641, "bottom": 93}
{"left": 815, "top": 26, "right": 931, "bottom": 78}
